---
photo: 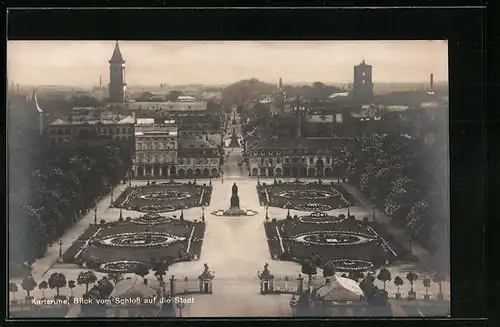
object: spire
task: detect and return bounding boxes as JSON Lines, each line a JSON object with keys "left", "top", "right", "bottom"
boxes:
{"left": 110, "top": 41, "right": 124, "bottom": 63}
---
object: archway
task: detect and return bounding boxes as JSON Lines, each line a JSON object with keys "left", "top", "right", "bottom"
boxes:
{"left": 187, "top": 169, "right": 194, "bottom": 178}
{"left": 267, "top": 167, "right": 274, "bottom": 177}
{"left": 291, "top": 167, "right": 298, "bottom": 178}
{"left": 178, "top": 169, "right": 185, "bottom": 177}
{"left": 170, "top": 166, "right": 177, "bottom": 176}
{"left": 252, "top": 168, "right": 258, "bottom": 176}
{"left": 145, "top": 167, "right": 151, "bottom": 177}
{"left": 259, "top": 168, "right": 266, "bottom": 176}
{"left": 153, "top": 166, "right": 160, "bottom": 177}
{"left": 211, "top": 168, "right": 218, "bottom": 176}
{"left": 137, "top": 166, "right": 144, "bottom": 177}
{"left": 283, "top": 167, "right": 291, "bottom": 177}
{"left": 203, "top": 168, "right": 210, "bottom": 177}
{"left": 275, "top": 168, "right": 282, "bottom": 177}
{"left": 308, "top": 168, "right": 316, "bottom": 178}
{"left": 325, "top": 167, "right": 332, "bottom": 177}
{"left": 162, "top": 166, "right": 169, "bottom": 177}
{"left": 195, "top": 168, "right": 201, "bottom": 177}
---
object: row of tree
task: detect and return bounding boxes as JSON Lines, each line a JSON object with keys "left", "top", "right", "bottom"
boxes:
{"left": 332, "top": 133, "right": 448, "bottom": 273}
{"left": 9, "top": 141, "right": 132, "bottom": 276}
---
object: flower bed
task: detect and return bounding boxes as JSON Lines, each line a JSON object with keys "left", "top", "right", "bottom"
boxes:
{"left": 93, "top": 232, "right": 186, "bottom": 248}
{"left": 324, "top": 258, "right": 374, "bottom": 272}
{"left": 138, "top": 204, "right": 177, "bottom": 213}
{"left": 131, "top": 213, "right": 176, "bottom": 225}
{"left": 298, "top": 211, "right": 346, "bottom": 224}
{"left": 292, "top": 230, "right": 376, "bottom": 246}
{"left": 97, "top": 260, "right": 144, "bottom": 273}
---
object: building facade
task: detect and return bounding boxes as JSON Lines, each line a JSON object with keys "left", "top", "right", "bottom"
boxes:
{"left": 353, "top": 60, "right": 374, "bottom": 104}
{"left": 45, "top": 117, "right": 135, "bottom": 148}
{"left": 177, "top": 138, "right": 221, "bottom": 178}
{"left": 247, "top": 137, "right": 350, "bottom": 178}
{"left": 109, "top": 42, "right": 127, "bottom": 103}
{"left": 132, "top": 119, "right": 178, "bottom": 178}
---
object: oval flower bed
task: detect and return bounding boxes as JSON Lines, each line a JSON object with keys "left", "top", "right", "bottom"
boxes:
{"left": 94, "top": 232, "right": 186, "bottom": 248}
{"left": 97, "top": 260, "right": 144, "bottom": 273}
{"left": 138, "top": 204, "right": 177, "bottom": 213}
{"left": 292, "top": 230, "right": 376, "bottom": 246}
{"left": 324, "top": 258, "right": 374, "bottom": 272}
{"left": 131, "top": 213, "right": 176, "bottom": 225}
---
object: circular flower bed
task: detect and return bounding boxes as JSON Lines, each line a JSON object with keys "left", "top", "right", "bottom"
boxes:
{"left": 98, "top": 260, "right": 144, "bottom": 273}
{"left": 276, "top": 189, "right": 336, "bottom": 200}
{"left": 298, "top": 212, "right": 346, "bottom": 224}
{"left": 132, "top": 213, "right": 176, "bottom": 225}
{"left": 137, "top": 191, "right": 194, "bottom": 201}
{"left": 292, "top": 231, "right": 375, "bottom": 246}
{"left": 138, "top": 204, "right": 177, "bottom": 213}
{"left": 324, "top": 258, "right": 374, "bottom": 272}
{"left": 94, "top": 232, "right": 186, "bottom": 248}
{"left": 293, "top": 203, "right": 332, "bottom": 212}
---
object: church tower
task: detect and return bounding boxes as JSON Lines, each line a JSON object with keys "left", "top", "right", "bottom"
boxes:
{"left": 353, "top": 60, "right": 374, "bottom": 104}
{"left": 109, "top": 41, "right": 126, "bottom": 103}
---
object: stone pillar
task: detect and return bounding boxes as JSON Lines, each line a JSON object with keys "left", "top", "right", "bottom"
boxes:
{"left": 159, "top": 167, "right": 163, "bottom": 177}
{"left": 167, "top": 166, "right": 171, "bottom": 177}
{"left": 133, "top": 165, "right": 138, "bottom": 178}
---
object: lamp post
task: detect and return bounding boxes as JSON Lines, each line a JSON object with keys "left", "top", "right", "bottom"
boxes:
{"left": 169, "top": 275, "right": 176, "bottom": 296}
{"left": 347, "top": 205, "right": 351, "bottom": 217}
{"left": 110, "top": 189, "right": 114, "bottom": 207}
{"left": 289, "top": 294, "right": 298, "bottom": 316}
{"left": 265, "top": 205, "right": 269, "bottom": 220}
{"left": 201, "top": 205, "right": 205, "bottom": 221}
{"left": 58, "top": 239, "right": 64, "bottom": 262}
{"left": 94, "top": 206, "right": 97, "bottom": 224}
{"left": 372, "top": 205, "right": 376, "bottom": 220}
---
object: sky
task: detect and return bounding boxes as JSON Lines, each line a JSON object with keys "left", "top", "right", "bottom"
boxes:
{"left": 7, "top": 40, "right": 448, "bottom": 87}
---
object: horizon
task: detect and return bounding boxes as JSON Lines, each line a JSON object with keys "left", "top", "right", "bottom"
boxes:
{"left": 8, "top": 40, "right": 448, "bottom": 87}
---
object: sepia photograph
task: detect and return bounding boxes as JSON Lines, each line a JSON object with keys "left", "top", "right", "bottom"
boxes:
{"left": 8, "top": 40, "right": 450, "bottom": 318}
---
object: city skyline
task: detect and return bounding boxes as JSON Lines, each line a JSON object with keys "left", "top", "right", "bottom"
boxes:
{"left": 8, "top": 40, "right": 448, "bottom": 87}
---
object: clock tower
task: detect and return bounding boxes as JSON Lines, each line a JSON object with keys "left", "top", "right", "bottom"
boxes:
{"left": 353, "top": 60, "right": 374, "bottom": 104}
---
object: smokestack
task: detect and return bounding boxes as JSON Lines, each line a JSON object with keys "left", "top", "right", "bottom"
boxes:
{"left": 430, "top": 73, "right": 434, "bottom": 92}
{"left": 100, "top": 75, "right": 102, "bottom": 87}
{"left": 279, "top": 78, "right": 283, "bottom": 89}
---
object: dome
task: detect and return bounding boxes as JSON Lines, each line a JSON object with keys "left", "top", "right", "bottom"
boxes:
{"left": 313, "top": 276, "right": 364, "bottom": 302}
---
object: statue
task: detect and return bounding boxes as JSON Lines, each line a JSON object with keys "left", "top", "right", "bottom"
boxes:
{"left": 230, "top": 183, "right": 240, "bottom": 208}
{"left": 204, "top": 263, "right": 209, "bottom": 271}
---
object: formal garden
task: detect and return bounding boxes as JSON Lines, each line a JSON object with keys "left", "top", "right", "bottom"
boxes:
{"left": 257, "top": 180, "right": 357, "bottom": 211}
{"left": 264, "top": 212, "right": 416, "bottom": 274}
{"left": 113, "top": 181, "right": 212, "bottom": 213}
{"left": 62, "top": 213, "right": 205, "bottom": 273}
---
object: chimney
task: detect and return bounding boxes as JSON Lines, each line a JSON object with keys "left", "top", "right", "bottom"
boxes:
{"left": 100, "top": 75, "right": 102, "bottom": 87}
{"left": 430, "top": 73, "right": 434, "bottom": 92}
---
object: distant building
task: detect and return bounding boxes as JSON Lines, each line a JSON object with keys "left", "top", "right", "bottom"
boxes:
{"left": 246, "top": 137, "right": 351, "bottom": 177}
{"left": 109, "top": 42, "right": 127, "bottom": 103}
{"left": 176, "top": 138, "right": 221, "bottom": 178}
{"left": 133, "top": 119, "right": 178, "bottom": 178}
{"left": 353, "top": 60, "right": 374, "bottom": 104}
{"left": 45, "top": 115, "right": 135, "bottom": 148}
{"left": 69, "top": 107, "right": 101, "bottom": 123}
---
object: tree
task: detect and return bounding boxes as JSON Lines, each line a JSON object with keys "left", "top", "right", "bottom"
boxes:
{"left": 134, "top": 263, "right": 150, "bottom": 278}
{"left": 301, "top": 259, "right": 317, "bottom": 285}
{"left": 21, "top": 275, "right": 37, "bottom": 299}
{"left": 322, "top": 262, "right": 335, "bottom": 277}
{"left": 9, "top": 282, "right": 19, "bottom": 302}
{"left": 423, "top": 278, "right": 431, "bottom": 296}
{"left": 68, "top": 280, "right": 76, "bottom": 297}
{"left": 377, "top": 268, "right": 392, "bottom": 290}
{"left": 48, "top": 272, "right": 67, "bottom": 298}
{"left": 394, "top": 276, "right": 404, "bottom": 297}
{"left": 38, "top": 280, "right": 48, "bottom": 299}
{"left": 97, "top": 277, "right": 114, "bottom": 298}
{"left": 85, "top": 256, "right": 101, "bottom": 270}
{"left": 107, "top": 273, "right": 124, "bottom": 284}
{"left": 433, "top": 271, "right": 446, "bottom": 299}
{"left": 406, "top": 272, "right": 418, "bottom": 293}
{"left": 348, "top": 271, "right": 364, "bottom": 282}
{"left": 166, "top": 90, "right": 182, "bottom": 101}
{"left": 77, "top": 271, "right": 98, "bottom": 294}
